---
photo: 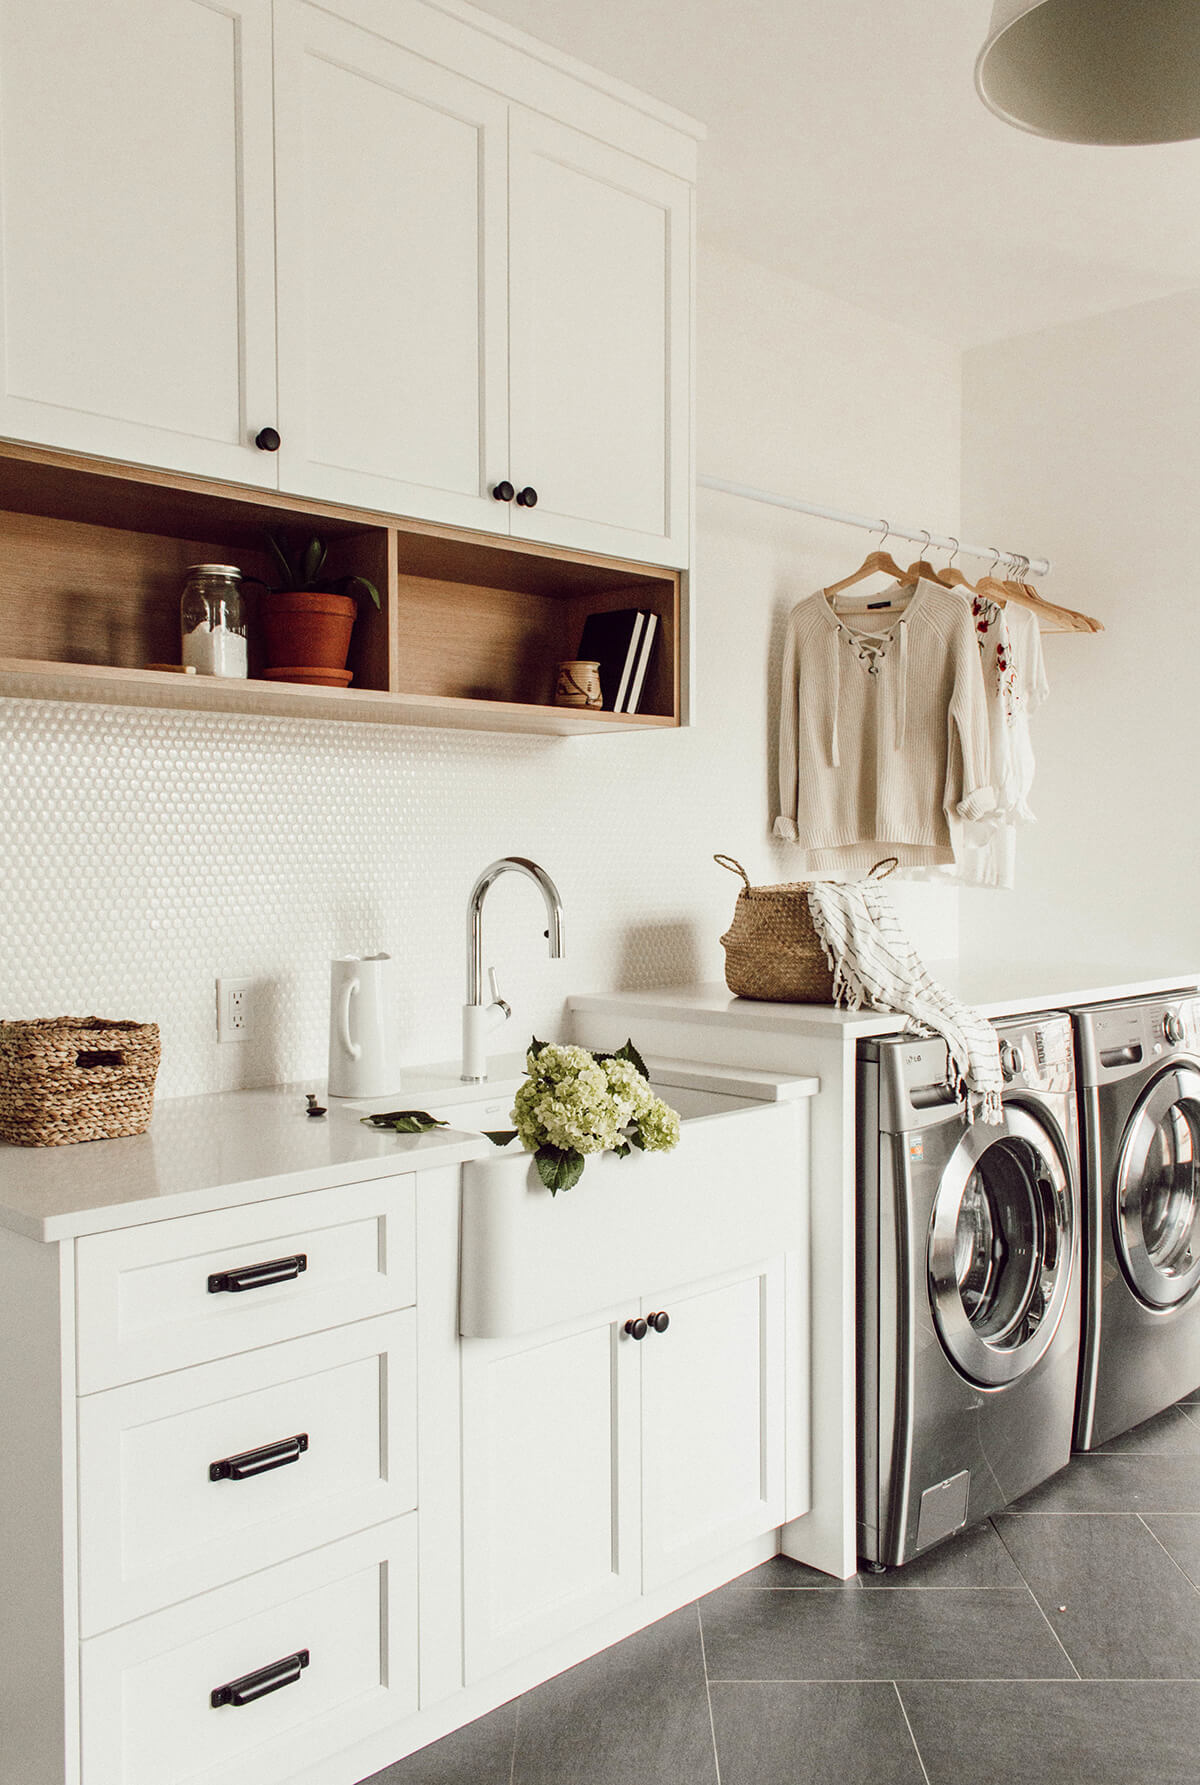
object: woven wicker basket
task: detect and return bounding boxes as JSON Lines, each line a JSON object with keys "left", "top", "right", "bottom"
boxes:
{"left": 0, "top": 1017, "right": 161, "bottom": 1147}
{"left": 715, "top": 854, "right": 899, "bottom": 1004}
{"left": 715, "top": 855, "right": 835, "bottom": 1003}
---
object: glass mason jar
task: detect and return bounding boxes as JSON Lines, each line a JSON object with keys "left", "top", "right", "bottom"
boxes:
{"left": 180, "top": 564, "right": 248, "bottom": 678}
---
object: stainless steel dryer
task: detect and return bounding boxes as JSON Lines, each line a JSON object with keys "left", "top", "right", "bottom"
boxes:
{"left": 857, "top": 1012, "right": 1081, "bottom": 1568}
{"left": 1072, "top": 991, "right": 1200, "bottom": 1450}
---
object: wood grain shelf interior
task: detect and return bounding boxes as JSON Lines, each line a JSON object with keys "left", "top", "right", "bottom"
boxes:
{"left": 0, "top": 442, "right": 681, "bottom": 730}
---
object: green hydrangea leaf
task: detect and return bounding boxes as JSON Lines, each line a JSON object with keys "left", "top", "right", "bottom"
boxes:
{"left": 613, "top": 1038, "right": 650, "bottom": 1079}
{"left": 535, "top": 1144, "right": 585, "bottom": 1195}
{"left": 613, "top": 1140, "right": 632, "bottom": 1159}
{"left": 360, "top": 1109, "right": 448, "bottom": 1133}
{"left": 528, "top": 1036, "right": 549, "bottom": 1057}
{"left": 627, "top": 1123, "right": 647, "bottom": 1150}
{"left": 484, "top": 1129, "right": 518, "bottom": 1147}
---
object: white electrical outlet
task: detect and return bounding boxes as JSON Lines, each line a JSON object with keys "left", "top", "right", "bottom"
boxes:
{"left": 216, "top": 976, "right": 255, "bottom": 1043}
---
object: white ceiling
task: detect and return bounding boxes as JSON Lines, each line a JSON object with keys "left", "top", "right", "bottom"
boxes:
{"left": 471, "top": 0, "right": 1200, "bottom": 347}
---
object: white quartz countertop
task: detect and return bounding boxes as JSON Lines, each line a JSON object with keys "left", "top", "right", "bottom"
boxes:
{"left": 0, "top": 1081, "right": 493, "bottom": 1243}
{"left": 0, "top": 1052, "right": 820, "bottom": 1244}
{"left": 569, "top": 961, "right": 1200, "bottom": 1039}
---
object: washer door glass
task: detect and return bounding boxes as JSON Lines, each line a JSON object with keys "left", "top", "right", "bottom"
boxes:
{"left": 929, "top": 1106, "right": 1075, "bottom": 1388}
{"left": 1115, "top": 1067, "right": 1200, "bottom": 1309}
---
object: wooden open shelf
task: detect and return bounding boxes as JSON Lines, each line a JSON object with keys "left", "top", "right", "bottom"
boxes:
{"left": 0, "top": 442, "right": 682, "bottom": 734}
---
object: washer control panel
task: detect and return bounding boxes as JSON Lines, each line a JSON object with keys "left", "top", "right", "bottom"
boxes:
{"left": 865, "top": 1012, "right": 1074, "bottom": 1132}
{"left": 1074, "top": 991, "right": 1200, "bottom": 1086}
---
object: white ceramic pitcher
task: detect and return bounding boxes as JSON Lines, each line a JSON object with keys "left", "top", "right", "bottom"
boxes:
{"left": 327, "top": 953, "right": 402, "bottom": 1098}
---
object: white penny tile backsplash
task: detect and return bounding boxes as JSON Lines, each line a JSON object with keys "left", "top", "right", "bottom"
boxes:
{"left": 0, "top": 697, "right": 739, "bottom": 1097}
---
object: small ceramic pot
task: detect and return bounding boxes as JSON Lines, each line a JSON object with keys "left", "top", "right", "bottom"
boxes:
{"left": 554, "top": 659, "right": 602, "bottom": 708}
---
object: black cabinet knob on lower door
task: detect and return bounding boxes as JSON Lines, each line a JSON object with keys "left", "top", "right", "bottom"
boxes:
{"left": 491, "top": 481, "right": 515, "bottom": 502}
{"left": 254, "top": 426, "right": 281, "bottom": 451}
{"left": 515, "top": 486, "right": 538, "bottom": 507}
{"left": 624, "top": 1317, "right": 648, "bottom": 1340}
{"left": 647, "top": 1310, "right": 670, "bottom": 1333}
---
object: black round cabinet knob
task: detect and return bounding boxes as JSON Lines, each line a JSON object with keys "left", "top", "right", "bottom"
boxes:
{"left": 254, "top": 426, "right": 281, "bottom": 452}
{"left": 491, "top": 481, "right": 515, "bottom": 502}
{"left": 647, "top": 1310, "right": 670, "bottom": 1333}
{"left": 624, "top": 1317, "right": 648, "bottom": 1341}
{"left": 515, "top": 486, "right": 538, "bottom": 507}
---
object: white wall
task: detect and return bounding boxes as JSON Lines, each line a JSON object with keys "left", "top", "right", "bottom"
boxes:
{"left": 0, "top": 244, "right": 963, "bottom": 1098}
{"left": 959, "top": 288, "right": 1200, "bottom": 968}
{"left": 698, "top": 246, "right": 963, "bottom": 957}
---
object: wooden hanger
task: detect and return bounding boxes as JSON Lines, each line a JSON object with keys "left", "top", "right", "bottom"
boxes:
{"left": 823, "top": 521, "right": 917, "bottom": 611}
{"left": 976, "top": 551, "right": 1104, "bottom": 633}
{"left": 936, "top": 537, "right": 979, "bottom": 595}
{"left": 973, "top": 548, "right": 1010, "bottom": 605}
{"left": 903, "top": 529, "right": 955, "bottom": 589}
{"left": 1010, "top": 579, "right": 1104, "bottom": 634}
{"left": 1002, "top": 555, "right": 1104, "bottom": 633}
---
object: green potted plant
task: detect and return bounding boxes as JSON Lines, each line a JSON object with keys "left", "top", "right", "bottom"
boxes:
{"left": 259, "top": 532, "right": 381, "bottom": 687}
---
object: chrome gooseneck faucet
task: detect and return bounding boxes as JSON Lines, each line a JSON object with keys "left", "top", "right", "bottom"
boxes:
{"left": 462, "top": 857, "right": 565, "bottom": 1082}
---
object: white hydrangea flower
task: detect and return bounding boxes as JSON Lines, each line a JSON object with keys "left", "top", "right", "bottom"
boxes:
{"left": 635, "top": 1095, "right": 681, "bottom": 1153}
{"left": 509, "top": 1039, "right": 680, "bottom": 1186}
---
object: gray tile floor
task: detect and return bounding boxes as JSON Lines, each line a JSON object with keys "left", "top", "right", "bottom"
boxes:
{"left": 363, "top": 1391, "right": 1200, "bottom": 1785}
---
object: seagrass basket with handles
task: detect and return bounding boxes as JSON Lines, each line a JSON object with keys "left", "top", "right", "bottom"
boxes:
{"left": 0, "top": 1017, "right": 161, "bottom": 1146}
{"left": 715, "top": 854, "right": 897, "bottom": 1003}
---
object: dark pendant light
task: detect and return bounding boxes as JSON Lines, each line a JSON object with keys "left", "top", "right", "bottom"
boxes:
{"left": 976, "top": 0, "right": 1200, "bottom": 145}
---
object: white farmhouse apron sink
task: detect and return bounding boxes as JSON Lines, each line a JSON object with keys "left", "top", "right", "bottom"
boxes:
{"left": 448, "top": 1060, "right": 816, "bottom": 1339}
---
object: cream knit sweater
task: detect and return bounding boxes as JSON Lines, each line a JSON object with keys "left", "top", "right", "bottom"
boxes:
{"left": 774, "top": 579, "right": 994, "bottom": 872}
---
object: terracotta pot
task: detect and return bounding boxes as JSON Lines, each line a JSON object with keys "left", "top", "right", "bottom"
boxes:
{"left": 260, "top": 590, "right": 357, "bottom": 680}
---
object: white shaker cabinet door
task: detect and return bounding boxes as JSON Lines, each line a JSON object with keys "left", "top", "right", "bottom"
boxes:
{"left": 639, "top": 1260, "right": 786, "bottom": 1591}
{"left": 460, "top": 1306, "right": 642, "bottom": 1683}
{"left": 272, "top": 1, "right": 509, "bottom": 528}
{"left": 506, "top": 109, "right": 692, "bottom": 569}
{"left": 0, "top": 0, "right": 279, "bottom": 484}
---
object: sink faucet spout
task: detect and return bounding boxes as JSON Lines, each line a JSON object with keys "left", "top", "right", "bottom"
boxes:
{"left": 463, "top": 857, "right": 565, "bottom": 1081}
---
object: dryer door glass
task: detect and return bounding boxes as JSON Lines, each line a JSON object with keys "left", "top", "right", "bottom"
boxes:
{"left": 930, "top": 1107, "right": 1075, "bottom": 1388}
{"left": 1115, "top": 1067, "right": 1200, "bottom": 1309}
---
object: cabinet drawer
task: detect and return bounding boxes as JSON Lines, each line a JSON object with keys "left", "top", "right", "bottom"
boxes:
{"left": 75, "top": 1177, "right": 415, "bottom": 1392}
{"left": 80, "top": 1517, "right": 417, "bottom": 1785}
{"left": 78, "top": 1310, "right": 416, "bottom": 1635}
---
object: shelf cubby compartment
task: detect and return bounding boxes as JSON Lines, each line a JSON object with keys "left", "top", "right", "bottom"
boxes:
{"left": 0, "top": 442, "right": 682, "bottom": 735}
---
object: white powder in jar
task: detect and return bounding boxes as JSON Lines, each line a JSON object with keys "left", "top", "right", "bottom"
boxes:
{"left": 182, "top": 620, "right": 248, "bottom": 678}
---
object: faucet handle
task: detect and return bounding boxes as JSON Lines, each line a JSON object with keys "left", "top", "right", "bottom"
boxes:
{"left": 488, "top": 968, "right": 512, "bottom": 1018}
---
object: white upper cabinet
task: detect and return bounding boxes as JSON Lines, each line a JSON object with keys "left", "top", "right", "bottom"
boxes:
{"left": 0, "top": 0, "right": 279, "bottom": 485}
{"left": 507, "top": 110, "right": 692, "bottom": 567}
{"left": 0, "top": 0, "right": 698, "bottom": 565}
{"left": 272, "top": 4, "right": 510, "bottom": 529}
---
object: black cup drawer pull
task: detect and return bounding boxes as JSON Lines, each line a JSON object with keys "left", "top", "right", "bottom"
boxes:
{"left": 211, "top": 1648, "right": 309, "bottom": 1708}
{"left": 210, "top": 1432, "right": 308, "bottom": 1482}
{"left": 208, "top": 1254, "right": 307, "bottom": 1294}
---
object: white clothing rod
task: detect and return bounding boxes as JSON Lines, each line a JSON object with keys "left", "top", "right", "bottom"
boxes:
{"left": 697, "top": 474, "right": 1051, "bottom": 578}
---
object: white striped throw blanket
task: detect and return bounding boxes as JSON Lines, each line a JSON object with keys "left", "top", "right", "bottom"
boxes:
{"left": 806, "top": 878, "right": 1003, "bottom": 1123}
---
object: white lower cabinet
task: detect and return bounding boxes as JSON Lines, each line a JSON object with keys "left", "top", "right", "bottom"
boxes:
{"left": 79, "top": 1518, "right": 418, "bottom": 1785}
{"left": 460, "top": 1255, "right": 788, "bottom": 1681}
{"left": 77, "top": 1310, "right": 417, "bottom": 1635}
{"left": 0, "top": 1126, "right": 808, "bottom": 1782}
{"left": 460, "top": 1303, "right": 642, "bottom": 1682}
{"left": 0, "top": 1171, "right": 424, "bottom": 1785}
{"left": 640, "top": 1261, "right": 785, "bottom": 1590}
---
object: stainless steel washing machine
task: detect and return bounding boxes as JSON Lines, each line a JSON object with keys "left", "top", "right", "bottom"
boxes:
{"left": 1072, "top": 991, "right": 1200, "bottom": 1450}
{"left": 857, "top": 1012, "right": 1081, "bottom": 1567}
